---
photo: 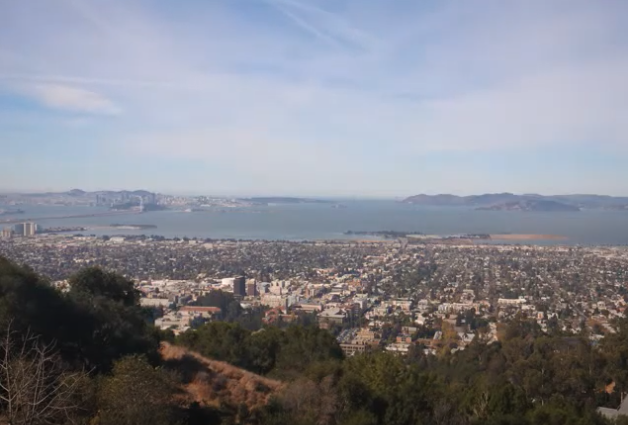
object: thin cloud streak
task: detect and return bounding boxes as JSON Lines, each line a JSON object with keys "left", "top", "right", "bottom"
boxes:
{"left": 23, "top": 84, "right": 121, "bottom": 115}
{"left": 270, "top": 0, "right": 379, "bottom": 50}
{"left": 263, "top": 0, "right": 344, "bottom": 48}
{"left": 0, "top": 74, "right": 171, "bottom": 89}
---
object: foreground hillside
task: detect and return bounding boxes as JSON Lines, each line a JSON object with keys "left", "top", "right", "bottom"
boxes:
{"left": 1, "top": 256, "right": 628, "bottom": 424}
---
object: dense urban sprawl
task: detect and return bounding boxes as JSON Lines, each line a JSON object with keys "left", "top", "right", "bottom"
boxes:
{"left": 2, "top": 235, "right": 628, "bottom": 357}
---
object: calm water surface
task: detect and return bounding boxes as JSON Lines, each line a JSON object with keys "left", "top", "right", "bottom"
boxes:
{"left": 2, "top": 201, "right": 628, "bottom": 245}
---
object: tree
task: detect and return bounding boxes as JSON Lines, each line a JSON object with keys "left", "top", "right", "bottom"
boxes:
{"left": 0, "top": 324, "right": 87, "bottom": 425}
{"left": 273, "top": 326, "right": 344, "bottom": 377}
{"left": 68, "top": 267, "right": 139, "bottom": 307}
{"left": 247, "top": 327, "right": 283, "bottom": 375}
{"left": 65, "top": 268, "right": 160, "bottom": 372}
{"left": 96, "top": 355, "right": 182, "bottom": 425}
{"left": 177, "top": 322, "right": 252, "bottom": 369}
{"left": 600, "top": 315, "right": 628, "bottom": 394}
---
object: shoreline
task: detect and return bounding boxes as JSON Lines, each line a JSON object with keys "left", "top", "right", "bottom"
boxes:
{"left": 28, "top": 233, "right": 568, "bottom": 243}
{"left": 489, "top": 234, "right": 567, "bottom": 241}
{"left": 16, "top": 233, "right": 628, "bottom": 247}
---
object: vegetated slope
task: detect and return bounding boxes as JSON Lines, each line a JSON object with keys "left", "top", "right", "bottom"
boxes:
{"left": 160, "top": 342, "right": 283, "bottom": 410}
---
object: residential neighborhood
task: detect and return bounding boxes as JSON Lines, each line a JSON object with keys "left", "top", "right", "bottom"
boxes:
{"left": 2, "top": 234, "right": 627, "bottom": 357}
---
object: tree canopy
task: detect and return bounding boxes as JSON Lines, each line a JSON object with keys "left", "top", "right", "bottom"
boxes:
{"left": 0, "top": 255, "right": 627, "bottom": 425}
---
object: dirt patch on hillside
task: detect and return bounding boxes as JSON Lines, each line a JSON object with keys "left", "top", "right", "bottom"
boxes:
{"left": 160, "top": 342, "right": 283, "bottom": 410}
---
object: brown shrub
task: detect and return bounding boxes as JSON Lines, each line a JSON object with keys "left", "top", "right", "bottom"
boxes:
{"left": 160, "top": 342, "right": 283, "bottom": 411}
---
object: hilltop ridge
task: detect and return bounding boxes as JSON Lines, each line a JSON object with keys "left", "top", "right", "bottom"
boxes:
{"left": 402, "top": 193, "right": 628, "bottom": 210}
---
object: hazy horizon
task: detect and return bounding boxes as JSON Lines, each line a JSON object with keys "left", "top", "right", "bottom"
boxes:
{"left": 2, "top": 187, "right": 628, "bottom": 200}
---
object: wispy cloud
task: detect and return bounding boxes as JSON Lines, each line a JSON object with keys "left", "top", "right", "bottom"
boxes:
{"left": 0, "top": 74, "right": 170, "bottom": 88}
{"left": 265, "top": 0, "right": 344, "bottom": 48}
{"left": 23, "top": 84, "right": 120, "bottom": 115}
{"left": 265, "top": 0, "right": 378, "bottom": 51}
{"left": 2, "top": 0, "right": 628, "bottom": 194}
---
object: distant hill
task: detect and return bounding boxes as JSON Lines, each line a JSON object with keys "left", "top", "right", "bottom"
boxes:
{"left": 402, "top": 193, "right": 628, "bottom": 210}
{"left": 403, "top": 193, "right": 527, "bottom": 206}
{"left": 466, "top": 193, "right": 523, "bottom": 205}
{"left": 476, "top": 200, "right": 580, "bottom": 212}
{"left": 66, "top": 188, "right": 87, "bottom": 196}
{"left": 93, "top": 189, "right": 155, "bottom": 197}
{"left": 18, "top": 189, "right": 156, "bottom": 198}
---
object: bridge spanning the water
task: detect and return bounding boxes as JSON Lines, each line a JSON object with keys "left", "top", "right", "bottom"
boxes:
{"left": 0, "top": 210, "right": 141, "bottom": 225}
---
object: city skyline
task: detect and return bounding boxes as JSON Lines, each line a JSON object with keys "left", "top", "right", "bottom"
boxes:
{"left": 2, "top": 0, "right": 628, "bottom": 196}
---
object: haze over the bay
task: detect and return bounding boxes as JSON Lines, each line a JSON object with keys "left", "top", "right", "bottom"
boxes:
{"left": 2, "top": 0, "right": 628, "bottom": 196}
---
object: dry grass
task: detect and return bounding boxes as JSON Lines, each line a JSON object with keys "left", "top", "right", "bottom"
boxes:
{"left": 160, "top": 342, "right": 283, "bottom": 410}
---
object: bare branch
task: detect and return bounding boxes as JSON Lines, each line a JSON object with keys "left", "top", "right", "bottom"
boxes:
{"left": 0, "top": 321, "right": 86, "bottom": 425}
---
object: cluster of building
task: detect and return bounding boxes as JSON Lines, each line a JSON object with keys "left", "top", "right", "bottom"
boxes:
{"left": 1, "top": 190, "right": 259, "bottom": 210}
{"left": 1, "top": 222, "right": 37, "bottom": 238}
{"left": 2, "top": 234, "right": 628, "bottom": 355}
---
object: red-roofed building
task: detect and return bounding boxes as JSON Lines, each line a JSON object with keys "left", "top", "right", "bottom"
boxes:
{"left": 179, "top": 306, "right": 222, "bottom": 319}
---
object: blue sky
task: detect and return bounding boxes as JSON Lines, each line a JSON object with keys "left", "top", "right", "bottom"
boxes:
{"left": 2, "top": 0, "right": 628, "bottom": 197}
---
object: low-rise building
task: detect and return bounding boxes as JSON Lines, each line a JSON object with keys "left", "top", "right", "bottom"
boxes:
{"left": 318, "top": 308, "right": 348, "bottom": 328}
{"left": 140, "top": 297, "right": 171, "bottom": 308}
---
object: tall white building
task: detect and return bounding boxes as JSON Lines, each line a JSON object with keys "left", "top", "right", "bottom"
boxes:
{"left": 14, "top": 222, "right": 37, "bottom": 237}
{"left": 24, "top": 222, "right": 37, "bottom": 237}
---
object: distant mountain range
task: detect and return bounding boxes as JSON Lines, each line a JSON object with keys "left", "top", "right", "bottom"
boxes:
{"left": 476, "top": 200, "right": 580, "bottom": 212}
{"left": 8, "top": 189, "right": 628, "bottom": 212}
{"left": 20, "top": 189, "right": 155, "bottom": 198}
{"left": 69, "top": 189, "right": 155, "bottom": 197}
{"left": 402, "top": 193, "right": 628, "bottom": 212}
